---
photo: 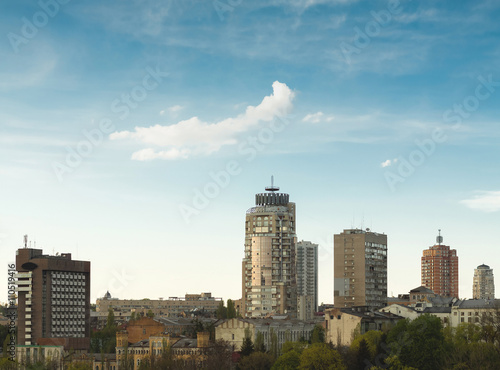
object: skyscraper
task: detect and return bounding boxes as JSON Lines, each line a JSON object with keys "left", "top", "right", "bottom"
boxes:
{"left": 334, "top": 229, "right": 388, "bottom": 309}
{"left": 15, "top": 246, "right": 91, "bottom": 351}
{"left": 242, "top": 178, "right": 297, "bottom": 317}
{"left": 473, "top": 264, "right": 495, "bottom": 299}
{"left": 296, "top": 240, "right": 318, "bottom": 320}
{"left": 421, "top": 231, "right": 459, "bottom": 298}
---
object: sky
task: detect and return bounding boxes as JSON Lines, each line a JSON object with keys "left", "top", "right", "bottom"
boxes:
{"left": 1, "top": 0, "right": 500, "bottom": 306}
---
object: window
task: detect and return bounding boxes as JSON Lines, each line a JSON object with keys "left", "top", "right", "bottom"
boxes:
{"left": 232, "top": 334, "right": 234, "bottom": 340}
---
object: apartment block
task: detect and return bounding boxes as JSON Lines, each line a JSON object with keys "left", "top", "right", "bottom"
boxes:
{"left": 242, "top": 178, "right": 297, "bottom": 317}
{"left": 296, "top": 240, "right": 318, "bottom": 320}
{"left": 15, "top": 247, "right": 90, "bottom": 351}
{"left": 334, "top": 229, "right": 388, "bottom": 309}
{"left": 473, "top": 264, "right": 495, "bottom": 299}
{"left": 421, "top": 232, "right": 459, "bottom": 298}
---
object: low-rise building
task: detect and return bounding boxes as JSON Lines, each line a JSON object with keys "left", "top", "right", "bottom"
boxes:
{"left": 324, "top": 307, "right": 402, "bottom": 346}
{"left": 215, "top": 317, "right": 321, "bottom": 353}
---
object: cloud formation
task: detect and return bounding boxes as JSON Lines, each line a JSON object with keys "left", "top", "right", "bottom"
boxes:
{"left": 460, "top": 191, "right": 500, "bottom": 212}
{"left": 302, "top": 111, "right": 334, "bottom": 123}
{"left": 381, "top": 158, "right": 398, "bottom": 168}
{"left": 110, "top": 81, "right": 295, "bottom": 160}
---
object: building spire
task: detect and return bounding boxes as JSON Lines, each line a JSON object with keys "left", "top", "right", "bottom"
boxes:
{"left": 265, "top": 175, "right": 280, "bottom": 193}
{"left": 436, "top": 229, "right": 443, "bottom": 245}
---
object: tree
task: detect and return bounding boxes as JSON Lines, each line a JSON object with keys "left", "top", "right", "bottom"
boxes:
{"left": 241, "top": 327, "right": 254, "bottom": 357}
{"left": 146, "top": 309, "right": 154, "bottom": 318}
{"left": 255, "top": 332, "right": 266, "bottom": 353}
{"left": 269, "top": 328, "right": 279, "bottom": 360}
{"left": 216, "top": 301, "right": 227, "bottom": 319}
{"left": 298, "top": 343, "right": 346, "bottom": 370}
{"left": 386, "top": 314, "right": 445, "bottom": 370}
{"left": 205, "top": 339, "right": 233, "bottom": 370}
{"left": 353, "top": 338, "right": 371, "bottom": 370}
{"left": 310, "top": 325, "right": 325, "bottom": 344}
{"left": 369, "top": 355, "right": 418, "bottom": 370}
{"left": 239, "top": 351, "right": 274, "bottom": 370}
{"left": 272, "top": 350, "right": 300, "bottom": 370}
{"left": 129, "top": 311, "right": 136, "bottom": 321}
{"left": 350, "top": 330, "right": 384, "bottom": 361}
{"left": 227, "top": 299, "right": 237, "bottom": 319}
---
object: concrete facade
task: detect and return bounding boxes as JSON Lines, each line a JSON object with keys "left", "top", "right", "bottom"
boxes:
{"left": 296, "top": 240, "right": 318, "bottom": 320}
{"left": 242, "top": 182, "right": 298, "bottom": 318}
{"left": 473, "top": 264, "right": 495, "bottom": 299}
{"left": 334, "top": 229, "right": 388, "bottom": 309}
{"left": 15, "top": 248, "right": 90, "bottom": 351}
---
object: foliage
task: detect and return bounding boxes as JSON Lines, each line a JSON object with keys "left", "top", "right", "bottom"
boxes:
{"left": 0, "top": 357, "right": 17, "bottom": 369}
{"left": 369, "top": 355, "right": 418, "bottom": 370}
{"left": 216, "top": 301, "right": 228, "bottom": 319}
{"left": 269, "top": 328, "right": 279, "bottom": 360}
{"left": 146, "top": 309, "right": 154, "bottom": 318}
{"left": 240, "top": 327, "right": 254, "bottom": 357}
{"left": 254, "top": 331, "right": 266, "bottom": 352}
{"left": 238, "top": 351, "right": 274, "bottom": 370}
{"left": 204, "top": 339, "right": 233, "bottom": 370}
{"left": 310, "top": 325, "right": 325, "bottom": 344}
{"left": 129, "top": 311, "right": 136, "bottom": 321}
{"left": 272, "top": 348, "right": 301, "bottom": 370}
{"left": 350, "top": 330, "right": 384, "bottom": 360}
{"left": 66, "top": 362, "right": 92, "bottom": 370}
{"left": 386, "top": 314, "right": 445, "bottom": 370}
{"left": 227, "top": 299, "right": 237, "bottom": 319}
{"left": 298, "top": 343, "right": 346, "bottom": 370}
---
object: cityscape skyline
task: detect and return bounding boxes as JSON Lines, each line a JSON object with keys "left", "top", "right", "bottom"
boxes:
{"left": 2, "top": 0, "right": 500, "bottom": 307}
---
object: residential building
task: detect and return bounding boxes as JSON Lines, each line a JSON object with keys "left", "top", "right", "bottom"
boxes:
{"left": 324, "top": 307, "right": 401, "bottom": 346}
{"left": 242, "top": 178, "right": 298, "bottom": 317}
{"left": 421, "top": 231, "right": 459, "bottom": 298}
{"left": 15, "top": 247, "right": 90, "bottom": 351}
{"left": 296, "top": 241, "right": 318, "bottom": 320}
{"left": 334, "top": 229, "right": 388, "bottom": 309}
{"left": 473, "top": 264, "right": 495, "bottom": 299}
{"left": 450, "top": 299, "right": 500, "bottom": 327}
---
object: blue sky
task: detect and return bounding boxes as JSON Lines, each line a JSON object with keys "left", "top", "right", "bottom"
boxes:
{"left": 1, "top": 0, "right": 500, "bottom": 304}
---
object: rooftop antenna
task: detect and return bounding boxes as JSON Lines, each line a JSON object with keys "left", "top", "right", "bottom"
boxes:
{"left": 436, "top": 229, "right": 443, "bottom": 245}
{"left": 265, "top": 175, "right": 280, "bottom": 193}
{"left": 24, "top": 234, "right": 28, "bottom": 248}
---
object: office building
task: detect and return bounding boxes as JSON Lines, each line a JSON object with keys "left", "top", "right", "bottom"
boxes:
{"left": 296, "top": 240, "right": 318, "bottom": 320}
{"left": 334, "top": 229, "right": 387, "bottom": 309}
{"left": 242, "top": 178, "right": 297, "bottom": 317}
{"left": 473, "top": 264, "right": 495, "bottom": 299}
{"left": 421, "top": 231, "right": 459, "bottom": 298}
{"left": 15, "top": 246, "right": 90, "bottom": 351}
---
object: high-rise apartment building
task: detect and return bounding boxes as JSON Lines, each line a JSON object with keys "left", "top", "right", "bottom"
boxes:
{"left": 334, "top": 229, "right": 387, "bottom": 309}
{"left": 242, "top": 179, "right": 297, "bottom": 317}
{"left": 473, "top": 264, "right": 495, "bottom": 299}
{"left": 15, "top": 247, "right": 91, "bottom": 351}
{"left": 421, "top": 231, "right": 459, "bottom": 298}
{"left": 296, "top": 240, "right": 318, "bottom": 320}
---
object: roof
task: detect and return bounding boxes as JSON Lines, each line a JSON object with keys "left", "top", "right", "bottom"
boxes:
{"left": 457, "top": 299, "right": 500, "bottom": 309}
{"left": 409, "top": 286, "right": 434, "bottom": 294}
{"left": 172, "top": 338, "right": 197, "bottom": 348}
{"left": 422, "top": 307, "right": 451, "bottom": 314}
{"left": 130, "top": 339, "right": 149, "bottom": 347}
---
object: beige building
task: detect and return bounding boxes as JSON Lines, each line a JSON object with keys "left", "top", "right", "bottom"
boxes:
{"left": 215, "top": 317, "right": 319, "bottom": 353}
{"left": 334, "top": 229, "right": 388, "bottom": 309}
{"left": 242, "top": 179, "right": 297, "bottom": 317}
{"left": 473, "top": 264, "right": 495, "bottom": 299}
{"left": 324, "top": 307, "right": 401, "bottom": 346}
{"left": 96, "top": 292, "right": 221, "bottom": 323}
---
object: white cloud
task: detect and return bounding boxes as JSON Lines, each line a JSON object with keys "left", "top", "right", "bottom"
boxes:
{"left": 168, "top": 105, "right": 184, "bottom": 113}
{"left": 460, "top": 191, "right": 500, "bottom": 212}
{"left": 381, "top": 158, "right": 398, "bottom": 168}
{"left": 110, "top": 81, "right": 295, "bottom": 160}
{"left": 302, "top": 111, "right": 334, "bottom": 123}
